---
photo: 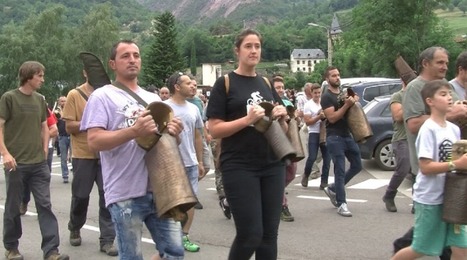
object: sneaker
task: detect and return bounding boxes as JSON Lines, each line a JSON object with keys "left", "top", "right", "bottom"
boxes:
{"left": 310, "top": 172, "right": 321, "bottom": 179}
{"left": 44, "top": 250, "right": 69, "bottom": 260}
{"left": 63, "top": 178, "right": 69, "bottom": 184}
{"left": 319, "top": 183, "right": 328, "bottom": 190}
{"left": 382, "top": 196, "right": 397, "bottom": 212}
{"left": 323, "top": 186, "right": 338, "bottom": 208}
{"left": 19, "top": 203, "right": 27, "bottom": 215}
{"left": 337, "top": 203, "right": 352, "bottom": 217}
{"left": 219, "top": 198, "right": 231, "bottom": 219}
{"left": 194, "top": 201, "right": 203, "bottom": 210}
{"left": 280, "top": 206, "right": 294, "bottom": 222}
{"left": 69, "top": 230, "right": 81, "bottom": 246}
{"left": 182, "top": 235, "right": 200, "bottom": 252}
{"left": 300, "top": 174, "right": 309, "bottom": 187}
{"left": 5, "top": 249, "right": 23, "bottom": 260}
{"left": 100, "top": 243, "right": 118, "bottom": 256}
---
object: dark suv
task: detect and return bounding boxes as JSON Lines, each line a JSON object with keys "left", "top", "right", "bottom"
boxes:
{"left": 358, "top": 95, "right": 395, "bottom": 171}
{"left": 345, "top": 79, "right": 402, "bottom": 107}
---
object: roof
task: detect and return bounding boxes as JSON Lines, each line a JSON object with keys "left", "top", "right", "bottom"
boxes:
{"left": 291, "top": 49, "right": 325, "bottom": 59}
{"left": 330, "top": 13, "right": 342, "bottom": 35}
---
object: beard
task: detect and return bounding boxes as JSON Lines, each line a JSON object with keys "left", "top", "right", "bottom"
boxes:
{"left": 329, "top": 80, "right": 340, "bottom": 88}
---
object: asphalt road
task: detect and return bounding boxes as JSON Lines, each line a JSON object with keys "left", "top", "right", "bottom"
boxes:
{"left": 0, "top": 155, "right": 438, "bottom": 260}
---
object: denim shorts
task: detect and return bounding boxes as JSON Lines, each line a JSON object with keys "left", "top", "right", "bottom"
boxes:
{"left": 108, "top": 193, "right": 184, "bottom": 260}
{"left": 186, "top": 165, "right": 199, "bottom": 195}
{"left": 412, "top": 202, "right": 467, "bottom": 256}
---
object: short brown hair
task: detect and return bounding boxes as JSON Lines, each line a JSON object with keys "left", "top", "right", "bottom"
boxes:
{"left": 421, "top": 79, "right": 450, "bottom": 114}
{"left": 311, "top": 83, "right": 321, "bottom": 90}
{"left": 324, "top": 66, "right": 338, "bottom": 79}
{"left": 18, "top": 61, "right": 45, "bottom": 86}
{"left": 110, "top": 39, "right": 137, "bottom": 60}
{"left": 234, "top": 29, "right": 262, "bottom": 49}
{"left": 455, "top": 51, "right": 467, "bottom": 76}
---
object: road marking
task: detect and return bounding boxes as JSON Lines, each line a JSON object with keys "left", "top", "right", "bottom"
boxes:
{"left": 0, "top": 205, "right": 155, "bottom": 244}
{"left": 348, "top": 179, "right": 389, "bottom": 190}
{"left": 294, "top": 177, "right": 335, "bottom": 188}
{"left": 297, "top": 195, "right": 367, "bottom": 203}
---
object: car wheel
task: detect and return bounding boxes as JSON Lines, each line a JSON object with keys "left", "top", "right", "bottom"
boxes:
{"left": 374, "top": 139, "right": 396, "bottom": 171}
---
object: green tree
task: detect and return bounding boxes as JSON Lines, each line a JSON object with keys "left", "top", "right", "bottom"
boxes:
{"left": 334, "top": 0, "right": 460, "bottom": 79}
{"left": 74, "top": 3, "right": 120, "bottom": 80}
{"left": 141, "top": 12, "right": 185, "bottom": 87}
{"left": 190, "top": 43, "right": 197, "bottom": 76}
{"left": 459, "top": 0, "right": 467, "bottom": 14}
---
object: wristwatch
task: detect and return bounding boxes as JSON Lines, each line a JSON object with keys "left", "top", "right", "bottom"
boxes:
{"left": 448, "top": 161, "right": 456, "bottom": 172}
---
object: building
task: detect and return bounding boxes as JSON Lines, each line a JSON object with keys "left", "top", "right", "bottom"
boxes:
{"left": 290, "top": 49, "right": 326, "bottom": 73}
{"left": 201, "top": 63, "right": 222, "bottom": 87}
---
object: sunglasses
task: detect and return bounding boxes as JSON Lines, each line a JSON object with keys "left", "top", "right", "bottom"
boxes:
{"left": 175, "top": 72, "right": 184, "bottom": 85}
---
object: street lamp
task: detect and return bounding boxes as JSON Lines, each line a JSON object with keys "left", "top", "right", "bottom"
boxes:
{"left": 308, "top": 22, "right": 333, "bottom": 66}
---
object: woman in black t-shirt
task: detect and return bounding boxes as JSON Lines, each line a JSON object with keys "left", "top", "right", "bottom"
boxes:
{"left": 206, "top": 29, "right": 288, "bottom": 260}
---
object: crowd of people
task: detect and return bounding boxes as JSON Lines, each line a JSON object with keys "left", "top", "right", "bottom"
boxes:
{"left": 0, "top": 28, "right": 467, "bottom": 260}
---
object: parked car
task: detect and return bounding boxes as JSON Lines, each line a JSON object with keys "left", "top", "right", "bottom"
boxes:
{"left": 345, "top": 79, "right": 402, "bottom": 107}
{"left": 358, "top": 95, "right": 396, "bottom": 171}
{"left": 321, "top": 77, "right": 397, "bottom": 91}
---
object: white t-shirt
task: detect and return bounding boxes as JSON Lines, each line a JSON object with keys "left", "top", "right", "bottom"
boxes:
{"left": 296, "top": 93, "right": 308, "bottom": 113}
{"left": 303, "top": 99, "right": 322, "bottom": 133}
{"left": 414, "top": 118, "right": 460, "bottom": 205}
{"left": 164, "top": 99, "right": 203, "bottom": 167}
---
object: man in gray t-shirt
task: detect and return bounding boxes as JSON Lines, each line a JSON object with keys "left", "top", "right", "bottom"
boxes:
{"left": 403, "top": 47, "right": 466, "bottom": 177}
{"left": 450, "top": 51, "right": 467, "bottom": 100}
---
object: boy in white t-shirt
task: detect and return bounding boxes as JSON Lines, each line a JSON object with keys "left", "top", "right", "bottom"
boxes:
{"left": 392, "top": 80, "right": 467, "bottom": 259}
{"left": 301, "top": 84, "right": 331, "bottom": 190}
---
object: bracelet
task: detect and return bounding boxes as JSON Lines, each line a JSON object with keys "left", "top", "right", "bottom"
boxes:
{"left": 448, "top": 161, "right": 456, "bottom": 172}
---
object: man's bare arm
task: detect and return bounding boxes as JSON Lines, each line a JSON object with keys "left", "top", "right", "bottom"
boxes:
{"left": 41, "top": 121, "right": 49, "bottom": 158}
{"left": 65, "top": 120, "right": 81, "bottom": 134}
{"left": 0, "top": 118, "right": 16, "bottom": 171}
{"left": 406, "top": 115, "right": 430, "bottom": 135}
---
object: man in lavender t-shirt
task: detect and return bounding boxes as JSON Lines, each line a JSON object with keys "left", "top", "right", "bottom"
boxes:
{"left": 80, "top": 40, "right": 184, "bottom": 260}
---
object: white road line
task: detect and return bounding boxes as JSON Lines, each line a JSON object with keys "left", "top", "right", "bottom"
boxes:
{"left": 297, "top": 195, "right": 367, "bottom": 203}
{"left": 348, "top": 179, "right": 390, "bottom": 190}
{"left": 0, "top": 205, "right": 155, "bottom": 244}
{"left": 294, "top": 177, "right": 335, "bottom": 188}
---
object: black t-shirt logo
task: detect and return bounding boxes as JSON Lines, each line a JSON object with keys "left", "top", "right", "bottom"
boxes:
{"left": 438, "top": 139, "right": 453, "bottom": 162}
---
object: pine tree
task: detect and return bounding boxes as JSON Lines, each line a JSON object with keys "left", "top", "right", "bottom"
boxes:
{"left": 190, "top": 43, "right": 197, "bottom": 76}
{"left": 142, "top": 12, "right": 185, "bottom": 87}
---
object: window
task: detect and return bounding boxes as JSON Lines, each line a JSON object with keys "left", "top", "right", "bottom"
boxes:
{"left": 380, "top": 103, "right": 392, "bottom": 117}
{"left": 363, "top": 83, "right": 402, "bottom": 102}
{"left": 297, "top": 61, "right": 300, "bottom": 65}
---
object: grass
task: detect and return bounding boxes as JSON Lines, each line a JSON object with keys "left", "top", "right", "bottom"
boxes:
{"left": 436, "top": 8, "right": 467, "bottom": 36}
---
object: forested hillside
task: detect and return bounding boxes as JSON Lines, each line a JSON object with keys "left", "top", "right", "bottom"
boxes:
{"left": 0, "top": 0, "right": 153, "bottom": 27}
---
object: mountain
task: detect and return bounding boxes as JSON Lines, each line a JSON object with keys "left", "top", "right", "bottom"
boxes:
{"left": 135, "top": 0, "right": 358, "bottom": 26}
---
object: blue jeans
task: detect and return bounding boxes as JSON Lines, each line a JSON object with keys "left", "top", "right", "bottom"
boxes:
{"left": 326, "top": 135, "right": 362, "bottom": 206}
{"left": 58, "top": 136, "right": 70, "bottom": 179}
{"left": 304, "top": 133, "right": 331, "bottom": 183}
{"left": 185, "top": 165, "right": 199, "bottom": 195}
{"left": 108, "top": 193, "right": 184, "bottom": 260}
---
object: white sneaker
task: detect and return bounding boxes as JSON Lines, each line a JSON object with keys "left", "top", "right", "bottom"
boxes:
{"left": 337, "top": 203, "right": 352, "bottom": 217}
